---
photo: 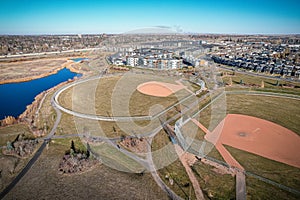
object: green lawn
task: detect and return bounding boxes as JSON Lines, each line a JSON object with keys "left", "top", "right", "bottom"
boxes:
{"left": 225, "top": 145, "right": 300, "bottom": 191}
{"left": 246, "top": 176, "right": 299, "bottom": 200}
{"left": 191, "top": 161, "right": 235, "bottom": 199}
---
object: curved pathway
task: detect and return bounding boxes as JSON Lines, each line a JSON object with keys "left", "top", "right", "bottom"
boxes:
{"left": 52, "top": 73, "right": 198, "bottom": 122}
{"left": 2, "top": 74, "right": 299, "bottom": 200}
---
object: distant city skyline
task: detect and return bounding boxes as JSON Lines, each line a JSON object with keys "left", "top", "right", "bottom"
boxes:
{"left": 0, "top": 0, "right": 300, "bottom": 35}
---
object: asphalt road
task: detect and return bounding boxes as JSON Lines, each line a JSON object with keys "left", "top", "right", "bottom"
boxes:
{"left": 0, "top": 142, "right": 46, "bottom": 199}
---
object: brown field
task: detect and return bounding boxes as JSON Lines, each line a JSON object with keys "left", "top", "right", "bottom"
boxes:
{"left": 2, "top": 139, "right": 168, "bottom": 200}
{"left": 0, "top": 58, "right": 75, "bottom": 84}
{"left": 58, "top": 74, "right": 191, "bottom": 117}
{"left": 0, "top": 124, "right": 33, "bottom": 146}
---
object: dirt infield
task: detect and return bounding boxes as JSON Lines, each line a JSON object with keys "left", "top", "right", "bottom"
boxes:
{"left": 137, "top": 81, "right": 186, "bottom": 97}
{"left": 193, "top": 114, "right": 300, "bottom": 169}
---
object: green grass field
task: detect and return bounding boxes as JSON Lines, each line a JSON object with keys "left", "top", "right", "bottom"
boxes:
{"left": 191, "top": 161, "right": 235, "bottom": 199}
{"left": 246, "top": 176, "right": 299, "bottom": 200}
{"left": 225, "top": 145, "right": 300, "bottom": 191}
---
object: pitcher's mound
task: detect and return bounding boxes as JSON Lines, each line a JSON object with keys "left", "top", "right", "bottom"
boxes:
{"left": 137, "top": 81, "right": 185, "bottom": 97}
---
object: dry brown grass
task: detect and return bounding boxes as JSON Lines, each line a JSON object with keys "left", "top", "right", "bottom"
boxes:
{"left": 0, "top": 124, "right": 33, "bottom": 146}
{"left": 58, "top": 74, "right": 191, "bottom": 117}
{"left": 0, "top": 58, "right": 67, "bottom": 82}
{"left": 2, "top": 140, "right": 168, "bottom": 200}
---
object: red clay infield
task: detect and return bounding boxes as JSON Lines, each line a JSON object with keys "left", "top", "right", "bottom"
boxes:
{"left": 192, "top": 114, "right": 300, "bottom": 169}
{"left": 137, "top": 81, "right": 186, "bottom": 97}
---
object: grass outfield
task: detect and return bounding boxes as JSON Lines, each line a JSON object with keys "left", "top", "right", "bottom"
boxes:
{"left": 59, "top": 113, "right": 159, "bottom": 138}
{"left": 226, "top": 94, "right": 300, "bottom": 134}
{"left": 197, "top": 93, "right": 300, "bottom": 135}
{"left": 58, "top": 74, "right": 191, "bottom": 117}
{"left": 246, "top": 176, "right": 299, "bottom": 200}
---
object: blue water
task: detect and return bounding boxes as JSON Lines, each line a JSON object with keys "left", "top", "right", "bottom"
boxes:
{"left": 71, "top": 58, "right": 88, "bottom": 62}
{"left": 0, "top": 68, "right": 80, "bottom": 120}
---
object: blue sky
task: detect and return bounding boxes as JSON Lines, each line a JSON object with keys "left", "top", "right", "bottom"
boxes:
{"left": 0, "top": 0, "right": 299, "bottom": 35}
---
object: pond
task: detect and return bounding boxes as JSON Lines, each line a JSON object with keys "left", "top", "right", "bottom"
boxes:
{"left": 0, "top": 68, "right": 80, "bottom": 120}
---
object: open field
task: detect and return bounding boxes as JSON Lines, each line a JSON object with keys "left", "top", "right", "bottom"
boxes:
{"left": 0, "top": 140, "right": 42, "bottom": 193}
{"left": 221, "top": 70, "right": 300, "bottom": 95}
{"left": 0, "top": 154, "right": 34, "bottom": 192}
{"left": 0, "top": 58, "right": 82, "bottom": 84}
{"left": 2, "top": 139, "right": 167, "bottom": 200}
{"left": 0, "top": 50, "right": 110, "bottom": 85}
{"left": 0, "top": 58, "right": 66, "bottom": 81}
{"left": 58, "top": 74, "right": 191, "bottom": 117}
{"left": 90, "top": 142, "right": 145, "bottom": 173}
{"left": 58, "top": 112, "right": 158, "bottom": 138}
{"left": 0, "top": 124, "right": 33, "bottom": 146}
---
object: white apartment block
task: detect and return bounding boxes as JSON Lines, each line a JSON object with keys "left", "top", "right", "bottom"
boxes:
{"left": 126, "top": 56, "right": 139, "bottom": 67}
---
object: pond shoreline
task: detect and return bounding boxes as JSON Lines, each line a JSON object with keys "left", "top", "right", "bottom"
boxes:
{"left": 0, "top": 58, "right": 82, "bottom": 85}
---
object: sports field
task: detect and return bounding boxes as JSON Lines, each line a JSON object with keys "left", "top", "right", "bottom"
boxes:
{"left": 57, "top": 74, "right": 192, "bottom": 117}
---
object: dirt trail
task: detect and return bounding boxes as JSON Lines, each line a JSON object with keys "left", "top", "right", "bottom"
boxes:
{"left": 215, "top": 144, "right": 244, "bottom": 170}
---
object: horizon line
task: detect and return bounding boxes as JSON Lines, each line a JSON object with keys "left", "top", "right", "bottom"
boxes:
{"left": 0, "top": 32, "right": 300, "bottom": 36}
